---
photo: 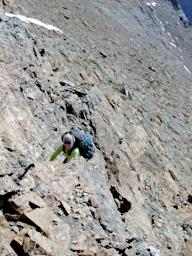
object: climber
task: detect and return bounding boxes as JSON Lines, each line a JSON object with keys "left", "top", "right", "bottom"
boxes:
{"left": 50, "top": 127, "right": 94, "bottom": 163}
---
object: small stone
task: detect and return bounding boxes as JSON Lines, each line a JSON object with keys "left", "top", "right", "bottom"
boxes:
{"left": 100, "top": 50, "right": 107, "bottom": 58}
{"left": 89, "top": 206, "right": 96, "bottom": 213}
{"left": 70, "top": 243, "right": 88, "bottom": 252}
{"left": 4, "top": 214, "right": 20, "bottom": 221}
{"left": 72, "top": 214, "right": 81, "bottom": 219}
{"left": 59, "top": 79, "right": 75, "bottom": 87}
{"left": 90, "top": 196, "right": 100, "bottom": 208}
{"left": 100, "top": 239, "right": 109, "bottom": 247}
{"left": 0, "top": 176, "right": 19, "bottom": 196}
{"left": 155, "top": 219, "right": 163, "bottom": 228}
{"left": 78, "top": 251, "right": 95, "bottom": 256}
{"left": 11, "top": 225, "right": 20, "bottom": 233}
{"left": 72, "top": 207, "right": 80, "bottom": 213}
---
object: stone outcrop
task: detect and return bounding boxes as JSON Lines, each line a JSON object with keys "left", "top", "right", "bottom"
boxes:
{"left": 0, "top": 0, "right": 192, "bottom": 255}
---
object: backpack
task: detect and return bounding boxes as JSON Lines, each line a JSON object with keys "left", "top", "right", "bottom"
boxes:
{"left": 62, "top": 127, "right": 95, "bottom": 159}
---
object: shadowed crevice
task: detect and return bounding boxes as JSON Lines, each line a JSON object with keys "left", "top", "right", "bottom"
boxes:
{"left": 110, "top": 186, "right": 131, "bottom": 214}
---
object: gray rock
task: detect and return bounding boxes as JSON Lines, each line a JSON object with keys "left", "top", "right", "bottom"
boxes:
{"left": 0, "top": 176, "right": 19, "bottom": 196}
{"left": 0, "top": 0, "right": 191, "bottom": 255}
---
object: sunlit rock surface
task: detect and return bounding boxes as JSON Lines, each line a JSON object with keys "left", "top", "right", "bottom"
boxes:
{"left": 0, "top": 0, "right": 192, "bottom": 255}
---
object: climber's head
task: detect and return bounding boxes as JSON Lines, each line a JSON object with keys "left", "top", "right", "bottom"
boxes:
{"left": 62, "top": 133, "right": 75, "bottom": 151}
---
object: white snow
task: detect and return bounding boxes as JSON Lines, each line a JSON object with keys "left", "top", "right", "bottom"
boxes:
{"left": 169, "top": 42, "right": 176, "bottom": 48}
{"left": 167, "top": 32, "right": 175, "bottom": 44}
{"left": 183, "top": 65, "right": 191, "bottom": 74}
{"left": 158, "top": 20, "right": 165, "bottom": 31}
{"left": 161, "top": 25, "right": 165, "bottom": 32}
{"left": 146, "top": 2, "right": 157, "bottom": 7}
{"left": 5, "top": 12, "right": 63, "bottom": 33}
{"left": 167, "top": 32, "right": 171, "bottom": 37}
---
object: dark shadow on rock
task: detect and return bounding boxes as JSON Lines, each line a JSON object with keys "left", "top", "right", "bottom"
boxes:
{"left": 110, "top": 186, "right": 131, "bottom": 214}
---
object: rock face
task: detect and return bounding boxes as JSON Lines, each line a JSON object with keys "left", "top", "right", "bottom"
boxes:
{"left": 0, "top": 0, "right": 192, "bottom": 255}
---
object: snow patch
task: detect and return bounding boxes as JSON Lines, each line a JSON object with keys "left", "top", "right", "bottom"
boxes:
{"left": 183, "top": 65, "right": 191, "bottom": 74}
{"left": 169, "top": 42, "right": 176, "bottom": 48}
{"left": 167, "top": 32, "right": 175, "bottom": 43}
{"left": 159, "top": 20, "right": 163, "bottom": 25}
{"left": 161, "top": 25, "right": 165, "bottom": 32}
{"left": 5, "top": 13, "right": 63, "bottom": 33}
{"left": 146, "top": 2, "right": 157, "bottom": 7}
{"left": 158, "top": 20, "right": 165, "bottom": 31}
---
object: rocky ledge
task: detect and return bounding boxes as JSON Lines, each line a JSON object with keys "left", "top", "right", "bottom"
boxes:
{"left": 0, "top": 156, "right": 175, "bottom": 256}
{"left": 0, "top": 0, "right": 192, "bottom": 255}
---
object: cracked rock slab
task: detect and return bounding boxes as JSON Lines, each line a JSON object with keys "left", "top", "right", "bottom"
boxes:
{"left": 9, "top": 192, "right": 47, "bottom": 214}
{"left": 24, "top": 207, "right": 70, "bottom": 246}
{"left": 13, "top": 228, "right": 69, "bottom": 256}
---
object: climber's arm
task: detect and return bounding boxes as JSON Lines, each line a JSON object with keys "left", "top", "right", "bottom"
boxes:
{"left": 50, "top": 145, "right": 63, "bottom": 161}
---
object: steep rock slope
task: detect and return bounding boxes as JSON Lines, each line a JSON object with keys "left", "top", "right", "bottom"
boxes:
{"left": 0, "top": 0, "right": 192, "bottom": 255}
